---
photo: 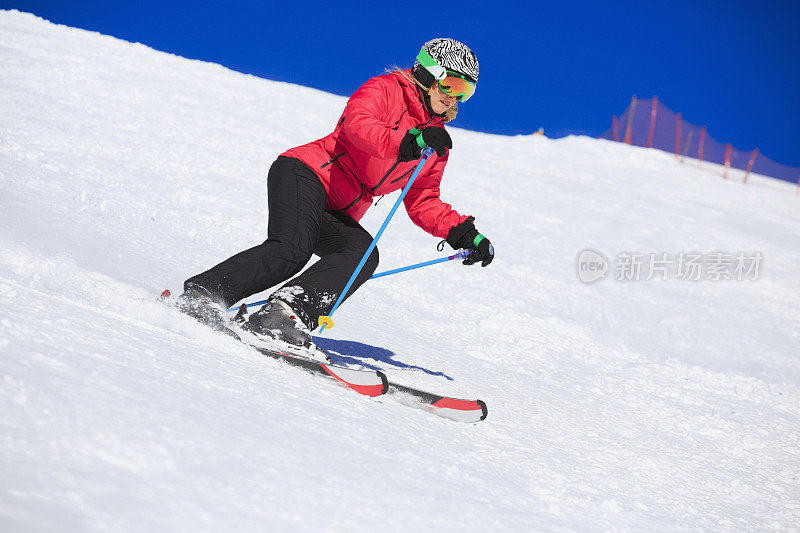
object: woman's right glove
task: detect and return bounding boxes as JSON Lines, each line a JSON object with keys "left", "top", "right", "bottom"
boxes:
{"left": 399, "top": 127, "right": 453, "bottom": 161}
{"left": 445, "top": 217, "right": 494, "bottom": 267}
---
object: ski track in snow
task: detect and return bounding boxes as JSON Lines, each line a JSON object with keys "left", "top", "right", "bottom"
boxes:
{"left": 1, "top": 10, "right": 800, "bottom": 532}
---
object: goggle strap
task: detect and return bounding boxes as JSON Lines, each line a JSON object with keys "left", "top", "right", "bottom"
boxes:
{"left": 416, "top": 47, "right": 446, "bottom": 80}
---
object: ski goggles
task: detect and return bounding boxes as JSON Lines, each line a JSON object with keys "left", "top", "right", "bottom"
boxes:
{"left": 416, "top": 47, "right": 476, "bottom": 102}
{"left": 437, "top": 73, "right": 476, "bottom": 102}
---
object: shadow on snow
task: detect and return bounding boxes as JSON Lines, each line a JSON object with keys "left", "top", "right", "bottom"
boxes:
{"left": 312, "top": 336, "right": 453, "bottom": 381}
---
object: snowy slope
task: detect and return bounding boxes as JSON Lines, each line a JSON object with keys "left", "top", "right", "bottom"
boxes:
{"left": 2, "top": 10, "right": 799, "bottom": 532}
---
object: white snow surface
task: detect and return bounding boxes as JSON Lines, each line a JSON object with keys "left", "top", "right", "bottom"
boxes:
{"left": 2, "top": 10, "right": 799, "bottom": 532}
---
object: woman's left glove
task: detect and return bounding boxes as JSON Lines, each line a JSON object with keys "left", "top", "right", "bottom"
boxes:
{"left": 399, "top": 127, "right": 453, "bottom": 161}
{"left": 446, "top": 217, "right": 494, "bottom": 267}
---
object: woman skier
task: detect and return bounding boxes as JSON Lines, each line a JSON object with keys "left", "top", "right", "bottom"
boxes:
{"left": 177, "top": 37, "right": 494, "bottom": 352}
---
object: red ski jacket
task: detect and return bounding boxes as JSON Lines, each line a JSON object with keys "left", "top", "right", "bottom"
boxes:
{"left": 281, "top": 69, "right": 470, "bottom": 239}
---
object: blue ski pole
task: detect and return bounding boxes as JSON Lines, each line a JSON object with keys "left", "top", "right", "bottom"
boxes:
{"left": 317, "top": 147, "right": 434, "bottom": 334}
{"left": 226, "top": 249, "right": 470, "bottom": 313}
{"left": 369, "top": 249, "right": 471, "bottom": 280}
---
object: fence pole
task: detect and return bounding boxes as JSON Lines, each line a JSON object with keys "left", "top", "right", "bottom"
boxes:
{"left": 647, "top": 96, "right": 658, "bottom": 147}
{"left": 743, "top": 148, "right": 759, "bottom": 184}
{"left": 674, "top": 112, "right": 682, "bottom": 156}
{"left": 723, "top": 143, "right": 732, "bottom": 179}
{"left": 697, "top": 126, "right": 706, "bottom": 167}
{"left": 624, "top": 95, "right": 637, "bottom": 144}
{"left": 612, "top": 115, "right": 619, "bottom": 142}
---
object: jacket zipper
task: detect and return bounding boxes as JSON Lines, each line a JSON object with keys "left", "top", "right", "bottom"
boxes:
{"left": 320, "top": 152, "right": 345, "bottom": 169}
{"left": 391, "top": 109, "right": 409, "bottom": 131}
{"left": 390, "top": 168, "right": 414, "bottom": 184}
{"left": 369, "top": 160, "right": 400, "bottom": 192}
{"left": 330, "top": 189, "right": 364, "bottom": 213}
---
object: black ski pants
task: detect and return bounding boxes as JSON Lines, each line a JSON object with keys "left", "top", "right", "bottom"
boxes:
{"left": 185, "top": 156, "right": 379, "bottom": 328}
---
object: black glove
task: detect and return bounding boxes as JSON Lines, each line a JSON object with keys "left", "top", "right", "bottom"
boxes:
{"left": 445, "top": 216, "right": 494, "bottom": 267}
{"left": 398, "top": 126, "right": 453, "bottom": 161}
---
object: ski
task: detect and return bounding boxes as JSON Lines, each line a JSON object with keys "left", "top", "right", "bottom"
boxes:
{"left": 161, "top": 290, "right": 484, "bottom": 420}
{"left": 313, "top": 348, "right": 487, "bottom": 423}
{"left": 160, "top": 290, "right": 387, "bottom": 397}
{"left": 258, "top": 344, "right": 486, "bottom": 421}
{"left": 385, "top": 381, "right": 488, "bottom": 423}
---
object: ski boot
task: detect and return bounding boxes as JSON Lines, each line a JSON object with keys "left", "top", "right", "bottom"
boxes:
{"left": 246, "top": 299, "right": 328, "bottom": 363}
{"left": 175, "top": 283, "right": 238, "bottom": 339}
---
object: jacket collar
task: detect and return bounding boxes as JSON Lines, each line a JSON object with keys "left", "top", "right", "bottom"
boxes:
{"left": 392, "top": 69, "right": 446, "bottom": 126}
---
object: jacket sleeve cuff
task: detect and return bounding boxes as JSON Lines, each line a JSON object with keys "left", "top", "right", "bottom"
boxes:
{"left": 446, "top": 216, "right": 476, "bottom": 249}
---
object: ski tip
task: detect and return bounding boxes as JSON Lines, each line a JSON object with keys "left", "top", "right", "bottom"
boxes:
{"left": 318, "top": 364, "right": 387, "bottom": 397}
{"left": 378, "top": 371, "right": 389, "bottom": 396}
{"left": 477, "top": 399, "right": 488, "bottom": 421}
{"left": 428, "top": 396, "right": 488, "bottom": 423}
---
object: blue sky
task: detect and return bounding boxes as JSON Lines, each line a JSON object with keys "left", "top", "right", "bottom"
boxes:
{"left": 5, "top": 0, "right": 799, "bottom": 167}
